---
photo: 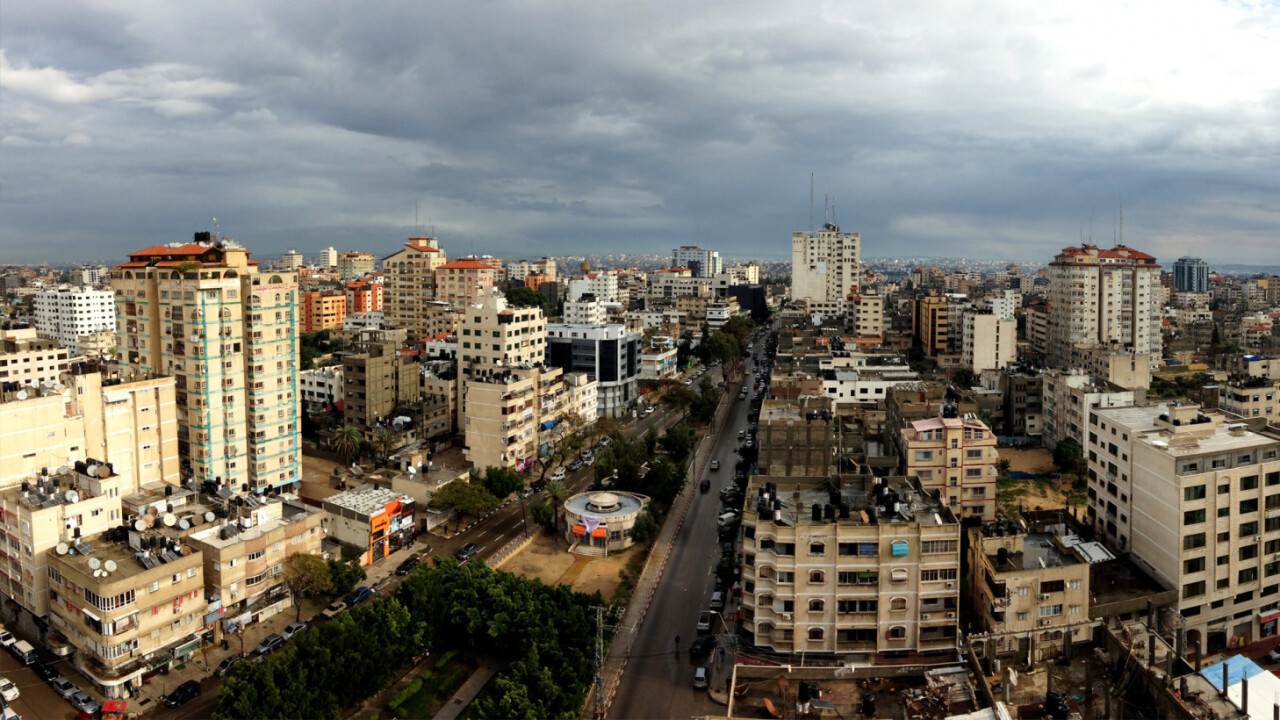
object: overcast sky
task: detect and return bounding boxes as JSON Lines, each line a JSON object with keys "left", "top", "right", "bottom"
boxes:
{"left": 2, "top": 1, "right": 1278, "bottom": 267}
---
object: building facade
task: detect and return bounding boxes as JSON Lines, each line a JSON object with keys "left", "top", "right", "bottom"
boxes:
{"left": 0, "top": 335, "right": 69, "bottom": 387}
{"left": 33, "top": 286, "right": 116, "bottom": 356}
{"left": 337, "top": 251, "right": 376, "bottom": 282}
{"left": 436, "top": 259, "right": 497, "bottom": 308}
{"left": 302, "top": 290, "right": 348, "bottom": 333}
{"left": 383, "top": 239, "right": 449, "bottom": 340}
{"left": 791, "top": 223, "right": 861, "bottom": 304}
{"left": 901, "top": 411, "right": 1000, "bottom": 518}
{"left": 545, "top": 323, "right": 641, "bottom": 418}
{"left": 1046, "top": 244, "right": 1162, "bottom": 366}
{"left": 1174, "top": 256, "right": 1211, "bottom": 293}
{"left": 672, "top": 245, "right": 723, "bottom": 278}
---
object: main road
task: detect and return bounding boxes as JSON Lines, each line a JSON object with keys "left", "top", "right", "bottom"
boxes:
{"left": 609, "top": 345, "right": 766, "bottom": 719}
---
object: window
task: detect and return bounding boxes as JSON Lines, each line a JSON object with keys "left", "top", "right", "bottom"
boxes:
{"left": 1242, "top": 475, "right": 1259, "bottom": 491}
{"left": 921, "top": 540, "right": 958, "bottom": 554}
{"left": 1040, "top": 604, "right": 1064, "bottom": 617}
{"left": 808, "top": 599, "right": 825, "bottom": 612}
{"left": 809, "top": 571, "right": 825, "bottom": 584}
{"left": 921, "top": 568, "right": 959, "bottom": 582}
{"left": 808, "top": 628, "right": 824, "bottom": 640}
{"left": 890, "top": 597, "right": 908, "bottom": 610}
{"left": 1184, "top": 533, "right": 1206, "bottom": 550}
{"left": 1185, "top": 557, "right": 1206, "bottom": 574}
{"left": 1184, "top": 581, "right": 1207, "bottom": 599}
{"left": 1241, "top": 499, "right": 1259, "bottom": 514}
{"left": 1040, "top": 580, "right": 1066, "bottom": 593}
{"left": 809, "top": 542, "right": 825, "bottom": 556}
{"left": 1241, "top": 544, "right": 1259, "bottom": 561}
{"left": 1184, "top": 509, "right": 1206, "bottom": 525}
{"left": 888, "top": 626, "right": 906, "bottom": 639}
{"left": 247, "top": 548, "right": 265, "bottom": 561}
{"left": 1185, "top": 485, "right": 1206, "bottom": 501}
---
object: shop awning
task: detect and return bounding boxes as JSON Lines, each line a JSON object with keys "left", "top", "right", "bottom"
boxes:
{"left": 591, "top": 527, "right": 607, "bottom": 538}
{"left": 572, "top": 525, "right": 586, "bottom": 536}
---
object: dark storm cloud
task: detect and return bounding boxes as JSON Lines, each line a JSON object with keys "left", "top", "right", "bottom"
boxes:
{"left": 2, "top": 0, "right": 1278, "bottom": 267}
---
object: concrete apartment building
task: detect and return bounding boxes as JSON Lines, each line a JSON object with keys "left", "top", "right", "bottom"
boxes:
{"left": 112, "top": 235, "right": 301, "bottom": 494}
{"left": 436, "top": 258, "right": 498, "bottom": 308}
{"left": 1221, "top": 376, "right": 1280, "bottom": 420}
{"left": 741, "top": 475, "right": 961, "bottom": 659}
{"left": 961, "top": 312, "right": 1016, "bottom": 373}
{"left": 845, "top": 294, "right": 884, "bottom": 339}
{"left": 506, "top": 258, "right": 556, "bottom": 284}
{"left": 1046, "top": 244, "right": 1162, "bottom": 366}
{"left": 32, "top": 285, "right": 116, "bottom": 356}
{"left": 187, "top": 497, "right": 323, "bottom": 617}
{"left": 463, "top": 365, "right": 596, "bottom": 470}
{"left": 901, "top": 408, "right": 1000, "bottom": 518}
{"left": 672, "top": 245, "right": 723, "bottom": 278}
{"left": 318, "top": 246, "right": 339, "bottom": 269}
{"left": 791, "top": 223, "right": 861, "bottom": 304}
{"left": 1174, "top": 256, "right": 1211, "bottom": 293}
{"left": 47, "top": 532, "right": 207, "bottom": 698}
{"left": 563, "top": 296, "right": 607, "bottom": 325}
{"left": 1041, "top": 370, "right": 1139, "bottom": 450}
{"left": 384, "top": 238, "right": 449, "bottom": 340}
{"left": 342, "top": 330, "right": 420, "bottom": 431}
{"left": 323, "top": 483, "right": 415, "bottom": 565}
{"left": 0, "top": 334, "right": 70, "bottom": 387}
{"left": 1088, "top": 402, "right": 1280, "bottom": 652}
{"left": 0, "top": 465, "right": 127, "bottom": 633}
{"left": 302, "top": 289, "right": 347, "bottom": 333}
{"left": 913, "top": 292, "right": 951, "bottom": 358}
{"left": 567, "top": 271, "right": 619, "bottom": 303}
{"left": 966, "top": 515, "right": 1112, "bottom": 659}
{"left": 337, "top": 251, "right": 376, "bottom": 281}
{"left": 0, "top": 366, "right": 179, "bottom": 492}
{"left": 1000, "top": 367, "right": 1044, "bottom": 440}
{"left": 756, "top": 397, "right": 840, "bottom": 478}
{"left": 1027, "top": 301, "right": 1051, "bottom": 356}
{"left": 545, "top": 323, "right": 641, "bottom": 418}
{"left": 299, "top": 364, "right": 343, "bottom": 411}
{"left": 277, "top": 249, "right": 305, "bottom": 270}
{"left": 345, "top": 276, "right": 383, "bottom": 315}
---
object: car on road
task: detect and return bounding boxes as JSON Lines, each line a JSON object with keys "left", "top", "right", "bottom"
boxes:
{"left": 165, "top": 679, "right": 202, "bottom": 708}
{"left": 456, "top": 543, "right": 481, "bottom": 563}
{"left": 567, "top": 459, "right": 583, "bottom": 471}
{"left": 50, "top": 675, "right": 76, "bottom": 699}
{"left": 70, "top": 690, "right": 100, "bottom": 715}
{"left": 700, "top": 479, "right": 710, "bottom": 492}
{"left": 710, "top": 460, "right": 719, "bottom": 471}
{"left": 522, "top": 485, "right": 536, "bottom": 499}
{"left": 689, "top": 636, "right": 714, "bottom": 659}
{"left": 321, "top": 599, "right": 348, "bottom": 619}
{"left": 33, "top": 662, "right": 59, "bottom": 682}
{"left": 710, "top": 591, "right": 725, "bottom": 609}
{"left": 737, "top": 430, "right": 745, "bottom": 439}
{"left": 550, "top": 468, "right": 567, "bottom": 482}
{"left": 693, "top": 666, "right": 709, "bottom": 689}
{"left": 684, "top": 378, "right": 693, "bottom": 385}
{"left": 598, "top": 437, "right": 611, "bottom": 449}
{"left": 349, "top": 586, "right": 375, "bottom": 605}
{"left": 697, "top": 611, "right": 712, "bottom": 632}
{"left": 644, "top": 405, "right": 655, "bottom": 415}
{"left": 215, "top": 654, "right": 244, "bottom": 677}
{"left": 582, "top": 456, "right": 595, "bottom": 467}
{"left": 396, "top": 555, "right": 421, "bottom": 575}
{"left": 1268, "top": 647, "right": 1280, "bottom": 664}
{"left": 582, "top": 449, "right": 594, "bottom": 461}
{"left": 0, "top": 630, "right": 13, "bottom": 650}
{"left": 717, "top": 511, "right": 740, "bottom": 527}
{"left": 254, "top": 633, "right": 285, "bottom": 656}
{"left": 744, "top": 438, "right": 754, "bottom": 448}
{"left": 282, "top": 622, "right": 307, "bottom": 641}
{"left": 0, "top": 677, "right": 18, "bottom": 703}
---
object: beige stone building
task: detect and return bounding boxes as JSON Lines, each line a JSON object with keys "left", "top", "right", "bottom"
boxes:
{"left": 112, "top": 235, "right": 301, "bottom": 494}
{"left": 0, "top": 365, "right": 179, "bottom": 492}
{"left": 187, "top": 498, "right": 324, "bottom": 619}
{"left": 741, "top": 475, "right": 960, "bottom": 659}
{"left": 1088, "top": 402, "right": 1280, "bottom": 652}
{"left": 436, "top": 259, "right": 498, "bottom": 309}
{"left": 961, "top": 312, "right": 1016, "bottom": 373}
{"left": 845, "top": 293, "right": 883, "bottom": 339}
{"left": 791, "top": 223, "right": 861, "bottom": 305}
{"left": 384, "top": 239, "right": 449, "bottom": 340}
{"left": 342, "top": 329, "right": 420, "bottom": 431}
{"left": 463, "top": 365, "right": 595, "bottom": 471}
{"left": 901, "top": 411, "right": 999, "bottom": 519}
{"left": 1046, "top": 244, "right": 1162, "bottom": 366}
{"left": 913, "top": 292, "right": 951, "bottom": 358}
{"left": 0, "top": 335, "right": 69, "bottom": 387}
{"left": 1221, "top": 376, "right": 1280, "bottom": 421}
{"left": 757, "top": 397, "right": 840, "bottom": 477}
{"left": 47, "top": 532, "right": 207, "bottom": 697}
{"left": 337, "top": 251, "right": 376, "bottom": 282}
{"left": 967, "top": 515, "right": 1111, "bottom": 661}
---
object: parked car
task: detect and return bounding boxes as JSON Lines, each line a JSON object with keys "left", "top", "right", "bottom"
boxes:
{"left": 50, "top": 676, "right": 77, "bottom": 700}
{"left": 254, "top": 633, "right": 284, "bottom": 656}
{"left": 456, "top": 543, "right": 481, "bottom": 563}
{"left": 0, "top": 677, "right": 17, "bottom": 703}
{"left": 396, "top": 556, "right": 421, "bottom": 576}
{"left": 693, "top": 666, "right": 709, "bottom": 689}
{"left": 70, "top": 690, "right": 100, "bottom": 715}
{"left": 710, "top": 591, "right": 725, "bottom": 610}
{"left": 215, "top": 654, "right": 243, "bottom": 677}
{"left": 598, "top": 437, "right": 611, "bottom": 448}
{"left": 348, "top": 586, "right": 374, "bottom": 605}
{"left": 582, "top": 449, "right": 594, "bottom": 462}
{"left": 0, "top": 630, "right": 13, "bottom": 650}
{"left": 582, "top": 456, "right": 595, "bottom": 467}
{"left": 567, "top": 459, "right": 583, "bottom": 471}
{"left": 550, "top": 468, "right": 567, "bottom": 482}
{"left": 1268, "top": 646, "right": 1280, "bottom": 664}
{"left": 165, "top": 679, "right": 202, "bottom": 708}
{"left": 697, "top": 611, "right": 712, "bottom": 632}
{"left": 33, "top": 662, "right": 59, "bottom": 682}
{"left": 689, "top": 636, "right": 714, "bottom": 659}
{"left": 282, "top": 622, "right": 307, "bottom": 641}
{"left": 717, "top": 512, "right": 740, "bottom": 528}
{"left": 737, "top": 430, "right": 745, "bottom": 439}
{"left": 700, "top": 479, "right": 710, "bottom": 492}
{"left": 710, "top": 460, "right": 720, "bottom": 471}
{"left": 321, "top": 599, "right": 348, "bottom": 619}
{"left": 644, "top": 405, "right": 656, "bottom": 415}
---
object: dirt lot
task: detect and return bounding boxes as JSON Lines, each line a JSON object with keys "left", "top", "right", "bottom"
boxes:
{"left": 1000, "top": 447, "right": 1056, "bottom": 475}
{"left": 503, "top": 531, "right": 644, "bottom": 599}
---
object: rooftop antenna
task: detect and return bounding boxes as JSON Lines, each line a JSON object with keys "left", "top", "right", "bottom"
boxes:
{"left": 1119, "top": 198, "right": 1124, "bottom": 246}
{"left": 809, "top": 172, "right": 814, "bottom": 233}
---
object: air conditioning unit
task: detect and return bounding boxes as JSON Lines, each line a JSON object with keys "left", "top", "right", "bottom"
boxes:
{"left": 947, "top": 612, "right": 957, "bottom": 619}
{"left": 945, "top": 582, "right": 956, "bottom": 589}
{"left": 1040, "top": 619, "right": 1052, "bottom": 627}
{"left": 921, "top": 613, "right": 931, "bottom": 621}
{"left": 1041, "top": 593, "right": 1051, "bottom": 600}
{"left": 781, "top": 613, "right": 792, "bottom": 621}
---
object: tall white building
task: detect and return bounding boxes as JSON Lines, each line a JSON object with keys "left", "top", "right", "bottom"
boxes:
{"left": 1046, "top": 244, "right": 1162, "bottom": 366}
{"left": 791, "top": 223, "right": 861, "bottom": 304}
{"left": 32, "top": 286, "right": 116, "bottom": 356}
{"left": 279, "top": 249, "right": 305, "bottom": 270}
{"left": 563, "top": 297, "right": 607, "bottom": 325}
{"left": 672, "top": 246, "right": 722, "bottom": 278}
{"left": 961, "top": 312, "right": 1017, "bottom": 373}
{"left": 318, "top": 246, "right": 339, "bottom": 269}
{"left": 566, "top": 272, "right": 619, "bottom": 303}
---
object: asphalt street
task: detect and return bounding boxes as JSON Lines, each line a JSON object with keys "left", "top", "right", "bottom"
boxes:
{"left": 610, "top": 346, "right": 766, "bottom": 719}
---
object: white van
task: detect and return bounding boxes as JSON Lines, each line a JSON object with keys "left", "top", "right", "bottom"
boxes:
{"left": 9, "top": 640, "right": 37, "bottom": 665}
{"left": 717, "top": 512, "right": 740, "bottom": 527}
{"left": 693, "top": 666, "right": 709, "bottom": 689}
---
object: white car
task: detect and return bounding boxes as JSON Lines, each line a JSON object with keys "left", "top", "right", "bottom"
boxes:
{"left": 0, "top": 677, "right": 17, "bottom": 703}
{"left": 550, "top": 468, "right": 567, "bottom": 482}
{"left": 0, "top": 630, "right": 13, "bottom": 650}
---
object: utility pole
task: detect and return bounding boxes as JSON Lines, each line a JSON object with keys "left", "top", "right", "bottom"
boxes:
{"left": 591, "top": 604, "right": 624, "bottom": 720}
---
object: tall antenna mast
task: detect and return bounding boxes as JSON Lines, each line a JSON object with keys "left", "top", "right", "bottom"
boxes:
{"left": 1119, "top": 199, "right": 1124, "bottom": 246}
{"left": 809, "top": 173, "right": 814, "bottom": 233}
{"left": 415, "top": 202, "right": 419, "bottom": 233}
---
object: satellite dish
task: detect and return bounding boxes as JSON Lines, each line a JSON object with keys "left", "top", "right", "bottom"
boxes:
{"left": 134, "top": 519, "right": 147, "bottom": 532}
{"left": 86, "top": 465, "right": 98, "bottom": 477}
{"left": 179, "top": 519, "right": 190, "bottom": 530}
{"left": 56, "top": 466, "right": 69, "bottom": 476}
{"left": 204, "top": 512, "right": 216, "bottom": 523}
{"left": 88, "top": 558, "right": 102, "bottom": 570}
{"left": 407, "top": 466, "right": 416, "bottom": 474}
{"left": 162, "top": 513, "right": 176, "bottom": 527}
{"left": 143, "top": 515, "right": 155, "bottom": 527}
{"left": 55, "top": 542, "right": 69, "bottom": 555}
{"left": 15, "top": 390, "right": 27, "bottom": 401}
{"left": 104, "top": 560, "right": 118, "bottom": 573}
{"left": 65, "top": 491, "right": 80, "bottom": 504}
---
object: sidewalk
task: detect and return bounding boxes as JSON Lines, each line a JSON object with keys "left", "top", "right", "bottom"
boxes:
{"left": 433, "top": 662, "right": 499, "bottom": 720}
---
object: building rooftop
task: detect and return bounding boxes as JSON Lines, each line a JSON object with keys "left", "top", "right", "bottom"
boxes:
{"left": 323, "top": 484, "right": 408, "bottom": 517}
{"left": 747, "top": 475, "right": 956, "bottom": 528}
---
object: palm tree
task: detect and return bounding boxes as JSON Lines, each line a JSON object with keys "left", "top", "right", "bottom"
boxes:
{"left": 542, "top": 480, "right": 569, "bottom": 532}
{"left": 372, "top": 428, "right": 396, "bottom": 466}
{"left": 330, "top": 425, "right": 363, "bottom": 467}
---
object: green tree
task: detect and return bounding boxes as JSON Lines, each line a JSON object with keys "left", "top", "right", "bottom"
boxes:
{"left": 283, "top": 553, "right": 333, "bottom": 620}
{"left": 952, "top": 367, "right": 978, "bottom": 388}
{"left": 1052, "top": 438, "right": 1087, "bottom": 477}
{"left": 638, "top": 459, "right": 686, "bottom": 504}
{"left": 529, "top": 498, "right": 555, "bottom": 532}
{"left": 327, "top": 557, "right": 367, "bottom": 597}
{"left": 629, "top": 510, "right": 659, "bottom": 545}
{"left": 478, "top": 466, "right": 525, "bottom": 500}
{"left": 329, "top": 425, "right": 363, "bottom": 466}
{"left": 996, "top": 457, "right": 1012, "bottom": 478}
{"left": 430, "top": 480, "right": 499, "bottom": 530}
{"left": 371, "top": 428, "right": 396, "bottom": 466}
{"left": 643, "top": 426, "right": 659, "bottom": 457}
{"left": 505, "top": 286, "right": 549, "bottom": 311}
{"left": 659, "top": 423, "right": 695, "bottom": 465}
{"left": 541, "top": 480, "right": 570, "bottom": 531}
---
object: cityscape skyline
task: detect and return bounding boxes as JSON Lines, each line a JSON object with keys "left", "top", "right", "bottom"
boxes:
{"left": 3, "top": 2, "right": 1279, "bottom": 265}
